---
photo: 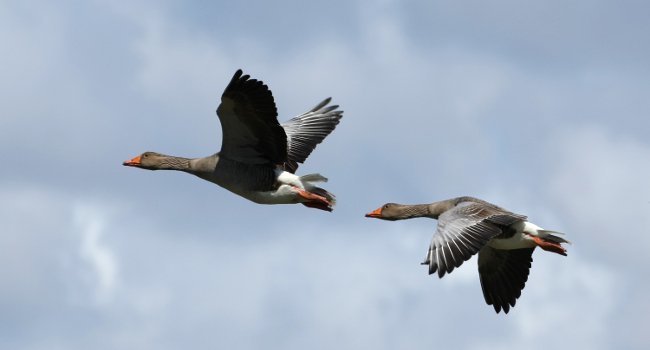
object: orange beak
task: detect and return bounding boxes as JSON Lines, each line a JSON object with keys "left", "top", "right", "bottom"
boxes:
{"left": 365, "top": 207, "right": 383, "bottom": 218}
{"left": 123, "top": 155, "right": 142, "bottom": 167}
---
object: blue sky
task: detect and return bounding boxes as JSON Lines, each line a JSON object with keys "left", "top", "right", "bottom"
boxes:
{"left": 2, "top": 0, "right": 649, "bottom": 349}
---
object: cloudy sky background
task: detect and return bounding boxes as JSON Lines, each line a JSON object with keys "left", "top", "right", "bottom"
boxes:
{"left": 2, "top": 0, "right": 649, "bottom": 349}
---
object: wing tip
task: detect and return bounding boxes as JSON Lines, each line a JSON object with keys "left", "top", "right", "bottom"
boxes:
{"left": 232, "top": 68, "right": 244, "bottom": 81}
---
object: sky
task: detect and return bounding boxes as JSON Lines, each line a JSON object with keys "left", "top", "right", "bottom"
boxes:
{"left": 1, "top": 0, "right": 649, "bottom": 349}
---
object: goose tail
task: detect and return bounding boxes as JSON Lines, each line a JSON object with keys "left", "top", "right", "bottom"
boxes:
{"left": 299, "top": 174, "right": 336, "bottom": 212}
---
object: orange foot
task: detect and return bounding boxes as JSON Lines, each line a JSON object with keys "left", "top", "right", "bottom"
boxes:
{"left": 294, "top": 187, "right": 333, "bottom": 212}
{"left": 531, "top": 236, "right": 567, "bottom": 256}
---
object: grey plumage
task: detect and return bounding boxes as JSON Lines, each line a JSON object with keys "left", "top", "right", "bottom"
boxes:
{"left": 281, "top": 97, "right": 343, "bottom": 173}
{"left": 124, "top": 69, "right": 343, "bottom": 211}
{"left": 366, "top": 196, "right": 569, "bottom": 314}
{"left": 422, "top": 200, "right": 527, "bottom": 278}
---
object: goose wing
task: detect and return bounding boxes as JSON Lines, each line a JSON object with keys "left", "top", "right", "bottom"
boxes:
{"left": 422, "top": 199, "right": 527, "bottom": 278}
{"left": 280, "top": 98, "right": 343, "bottom": 173}
{"left": 478, "top": 246, "right": 534, "bottom": 314}
{"left": 216, "top": 69, "right": 287, "bottom": 165}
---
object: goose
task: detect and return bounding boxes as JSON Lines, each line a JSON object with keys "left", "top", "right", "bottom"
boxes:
{"left": 365, "top": 196, "right": 570, "bottom": 313}
{"left": 123, "top": 69, "right": 343, "bottom": 211}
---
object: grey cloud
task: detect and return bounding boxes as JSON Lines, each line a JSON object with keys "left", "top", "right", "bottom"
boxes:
{"left": 2, "top": 0, "right": 650, "bottom": 349}
{"left": 399, "top": 0, "right": 650, "bottom": 70}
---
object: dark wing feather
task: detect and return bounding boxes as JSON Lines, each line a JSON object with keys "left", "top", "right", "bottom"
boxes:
{"left": 422, "top": 200, "right": 526, "bottom": 278}
{"left": 478, "top": 247, "right": 534, "bottom": 314}
{"left": 216, "top": 69, "right": 287, "bottom": 165}
{"left": 280, "top": 98, "right": 343, "bottom": 173}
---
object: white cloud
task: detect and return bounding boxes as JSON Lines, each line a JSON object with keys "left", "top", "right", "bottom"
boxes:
{"left": 2, "top": 0, "right": 649, "bottom": 349}
{"left": 0, "top": 184, "right": 640, "bottom": 349}
{"left": 74, "top": 205, "right": 118, "bottom": 304}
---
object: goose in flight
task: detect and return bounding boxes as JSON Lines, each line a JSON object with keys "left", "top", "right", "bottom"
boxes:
{"left": 366, "top": 196, "right": 570, "bottom": 313}
{"left": 124, "top": 69, "right": 343, "bottom": 211}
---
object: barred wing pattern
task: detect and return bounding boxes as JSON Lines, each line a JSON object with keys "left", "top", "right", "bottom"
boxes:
{"left": 280, "top": 98, "right": 343, "bottom": 173}
{"left": 422, "top": 201, "right": 527, "bottom": 278}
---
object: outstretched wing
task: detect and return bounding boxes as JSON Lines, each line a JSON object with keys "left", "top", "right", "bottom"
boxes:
{"left": 216, "top": 69, "right": 287, "bottom": 165}
{"left": 478, "top": 246, "right": 534, "bottom": 314}
{"left": 422, "top": 200, "right": 527, "bottom": 278}
{"left": 280, "top": 98, "right": 343, "bottom": 173}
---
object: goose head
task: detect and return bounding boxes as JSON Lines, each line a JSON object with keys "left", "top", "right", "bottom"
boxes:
{"left": 123, "top": 151, "right": 182, "bottom": 170}
{"left": 365, "top": 203, "right": 405, "bottom": 221}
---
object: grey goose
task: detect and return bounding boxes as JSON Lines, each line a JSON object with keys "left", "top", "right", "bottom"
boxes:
{"left": 124, "top": 69, "right": 343, "bottom": 211}
{"left": 365, "top": 196, "right": 570, "bottom": 313}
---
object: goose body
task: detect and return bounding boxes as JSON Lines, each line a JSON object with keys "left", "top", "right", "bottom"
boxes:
{"left": 366, "top": 196, "right": 570, "bottom": 313}
{"left": 124, "top": 70, "right": 343, "bottom": 211}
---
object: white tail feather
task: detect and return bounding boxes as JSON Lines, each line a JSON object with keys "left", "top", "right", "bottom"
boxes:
{"left": 300, "top": 173, "right": 328, "bottom": 183}
{"left": 541, "top": 230, "right": 566, "bottom": 235}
